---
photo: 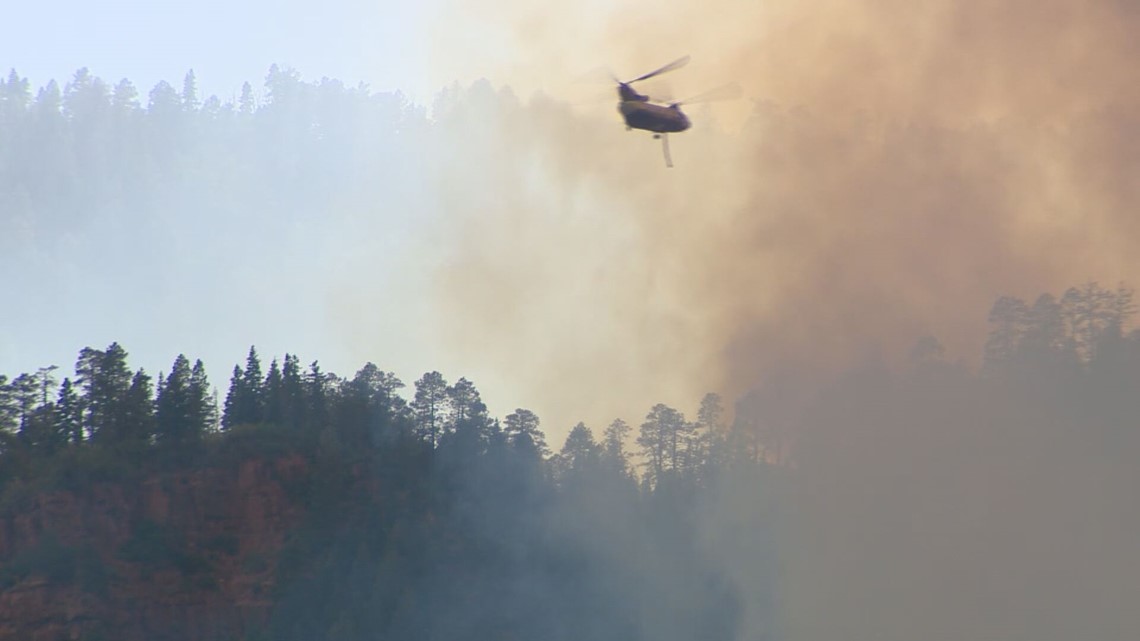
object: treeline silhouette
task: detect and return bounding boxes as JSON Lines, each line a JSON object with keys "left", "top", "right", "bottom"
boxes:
{"left": 0, "top": 340, "right": 771, "bottom": 641}
{"left": 2, "top": 281, "right": 1139, "bottom": 640}
{"left": 0, "top": 341, "right": 769, "bottom": 484}
{"left": 0, "top": 64, "right": 439, "bottom": 246}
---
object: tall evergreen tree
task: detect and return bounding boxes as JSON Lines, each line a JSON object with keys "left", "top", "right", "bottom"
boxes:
{"left": 222, "top": 365, "right": 245, "bottom": 429}
{"left": 238, "top": 81, "right": 255, "bottom": 115}
{"left": 76, "top": 343, "right": 134, "bottom": 444}
{"left": 122, "top": 369, "right": 156, "bottom": 444}
{"left": 601, "top": 418, "right": 632, "bottom": 476}
{"left": 10, "top": 373, "right": 37, "bottom": 432}
{"left": 697, "top": 392, "right": 728, "bottom": 472}
{"left": 442, "top": 377, "right": 490, "bottom": 455}
{"left": 263, "top": 358, "right": 285, "bottom": 426}
{"left": 0, "top": 69, "right": 29, "bottom": 144}
{"left": 181, "top": 69, "right": 200, "bottom": 111}
{"left": 110, "top": 78, "right": 140, "bottom": 114}
{"left": 557, "top": 422, "right": 599, "bottom": 480}
{"left": 55, "top": 377, "right": 83, "bottom": 444}
{"left": 306, "top": 360, "right": 330, "bottom": 432}
{"left": 0, "top": 69, "right": 30, "bottom": 116}
{"left": 637, "top": 403, "right": 692, "bottom": 486}
{"left": 281, "top": 354, "right": 306, "bottom": 431}
{"left": 0, "top": 376, "right": 17, "bottom": 434}
{"left": 503, "top": 408, "right": 547, "bottom": 458}
{"left": 156, "top": 355, "right": 211, "bottom": 445}
{"left": 223, "top": 346, "right": 263, "bottom": 428}
{"left": 191, "top": 359, "right": 217, "bottom": 433}
{"left": 412, "top": 371, "right": 449, "bottom": 447}
{"left": 156, "top": 355, "right": 192, "bottom": 444}
{"left": 447, "top": 377, "right": 485, "bottom": 425}
{"left": 338, "top": 363, "right": 405, "bottom": 448}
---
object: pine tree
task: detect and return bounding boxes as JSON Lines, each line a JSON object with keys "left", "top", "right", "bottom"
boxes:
{"left": 238, "top": 81, "right": 255, "bottom": 115}
{"left": 503, "top": 408, "right": 547, "bottom": 458}
{"left": 121, "top": 369, "right": 156, "bottom": 444}
{"left": 557, "top": 422, "right": 599, "bottom": 479}
{"left": 637, "top": 404, "right": 692, "bottom": 486}
{"left": 181, "top": 69, "right": 200, "bottom": 111}
{"left": 0, "top": 376, "right": 15, "bottom": 436}
{"left": 339, "top": 363, "right": 405, "bottom": 448}
{"left": 443, "top": 377, "right": 490, "bottom": 455}
{"left": 0, "top": 69, "right": 30, "bottom": 134}
{"left": 281, "top": 354, "right": 306, "bottom": 431}
{"left": 601, "top": 418, "right": 632, "bottom": 476}
{"left": 223, "top": 346, "right": 263, "bottom": 428}
{"left": 55, "top": 377, "right": 83, "bottom": 444}
{"left": 222, "top": 365, "right": 244, "bottom": 429}
{"left": 264, "top": 358, "right": 285, "bottom": 425}
{"left": 10, "top": 373, "right": 37, "bottom": 432}
{"left": 447, "top": 377, "right": 486, "bottom": 424}
{"left": 306, "top": 361, "right": 330, "bottom": 432}
{"left": 76, "top": 343, "right": 134, "bottom": 444}
{"left": 412, "top": 371, "right": 449, "bottom": 447}
{"left": 111, "top": 79, "right": 140, "bottom": 114}
{"left": 156, "top": 355, "right": 192, "bottom": 444}
{"left": 156, "top": 355, "right": 211, "bottom": 445}
{"left": 191, "top": 359, "right": 217, "bottom": 433}
{"left": 697, "top": 392, "right": 728, "bottom": 471}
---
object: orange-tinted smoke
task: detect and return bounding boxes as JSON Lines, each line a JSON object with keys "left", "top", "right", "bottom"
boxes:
{"left": 419, "top": 0, "right": 1140, "bottom": 431}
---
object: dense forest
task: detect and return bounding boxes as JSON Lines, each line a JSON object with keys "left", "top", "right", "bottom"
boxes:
{"left": 0, "top": 338, "right": 772, "bottom": 640}
{"left": 1, "top": 280, "right": 1139, "bottom": 640}
{"left": 2, "top": 66, "right": 1140, "bottom": 641}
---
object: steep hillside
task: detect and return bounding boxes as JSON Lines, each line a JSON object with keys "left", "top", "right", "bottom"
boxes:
{"left": 0, "top": 453, "right": 308, "bottom": 641}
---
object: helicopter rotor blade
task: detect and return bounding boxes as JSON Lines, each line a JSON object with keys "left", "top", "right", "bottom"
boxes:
{"left": 627, "top": 55, "right": 691, "bottom": 84}
{"left": 672, "top": 82, "right": 742, "bottom": 106}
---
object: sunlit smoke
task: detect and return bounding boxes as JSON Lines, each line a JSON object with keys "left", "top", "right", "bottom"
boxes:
{"left": 400, "top": 3, "right": 1140, "bottom": 640}
{"left": 409, "top": 0, "right": 1138, "bottom": 431}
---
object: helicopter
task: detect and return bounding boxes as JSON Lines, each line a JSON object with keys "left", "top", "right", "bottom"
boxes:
{"left": 612, "top": 55, "right": 738, "bottom": 168}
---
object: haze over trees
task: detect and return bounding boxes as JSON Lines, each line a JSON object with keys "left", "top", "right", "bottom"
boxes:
{"left": 2, "top": 66, "right": 1139, "bottom": 641}
{"left": 0, "top": 281, "right": 1138, "bottom": 640}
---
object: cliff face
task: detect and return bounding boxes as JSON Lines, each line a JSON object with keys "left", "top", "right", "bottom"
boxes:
{"left": 0, "top": 455, "right": 309, "bottom": 641}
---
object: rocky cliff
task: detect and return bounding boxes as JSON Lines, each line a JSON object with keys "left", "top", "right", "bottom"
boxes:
{"left": 0, "top": 455, "right": 309, "bottom": 641}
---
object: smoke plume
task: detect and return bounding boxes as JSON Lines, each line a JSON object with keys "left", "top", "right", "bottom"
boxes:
{"left": 417, "top": 0, "right": 1139, "bottom": 427}
{"left": 408, "top": 4, "right": 1140, "bottom": 640}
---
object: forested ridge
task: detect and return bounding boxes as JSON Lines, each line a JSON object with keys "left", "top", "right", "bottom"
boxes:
{"left": 3, "top": 66, "right": 1140, "bottom": 641}
{"left": 0, "top": 64, "right": 424, "bottom": 226}
{"left": 0, "top": 339, "right": 771, "bottom": 641}
{"left": 2, "top": 280, "right": 1139, "bottom": 640}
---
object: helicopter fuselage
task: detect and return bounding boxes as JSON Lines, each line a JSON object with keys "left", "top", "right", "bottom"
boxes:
{"left": 619, "top": 100, "right": 691, "bottom": 134}
{"left": 611, "top": 56, "right": 696, "bottom": 167}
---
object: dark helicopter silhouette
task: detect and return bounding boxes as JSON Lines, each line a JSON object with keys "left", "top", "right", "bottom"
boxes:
{"left": 613, "top": 55, "right": 739, "bottom": 168}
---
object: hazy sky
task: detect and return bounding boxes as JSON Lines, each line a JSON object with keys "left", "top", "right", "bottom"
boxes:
{"left": 4, "top": 6, "right": 1139, "bottom": 639}
{"left": 4, "top": 0, "right": 1139, "bottom": 438}
{"left": 3, "top": 1, "right": 436, "bottom": 104}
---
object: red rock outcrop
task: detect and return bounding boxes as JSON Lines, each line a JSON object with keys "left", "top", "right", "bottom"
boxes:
{"left": 0, "top": 454, "right": 309, "bottom": 641}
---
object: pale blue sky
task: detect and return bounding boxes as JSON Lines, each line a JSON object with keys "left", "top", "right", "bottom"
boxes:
{"left": 2, "top": 1, "right": 438, "bottom": 105}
